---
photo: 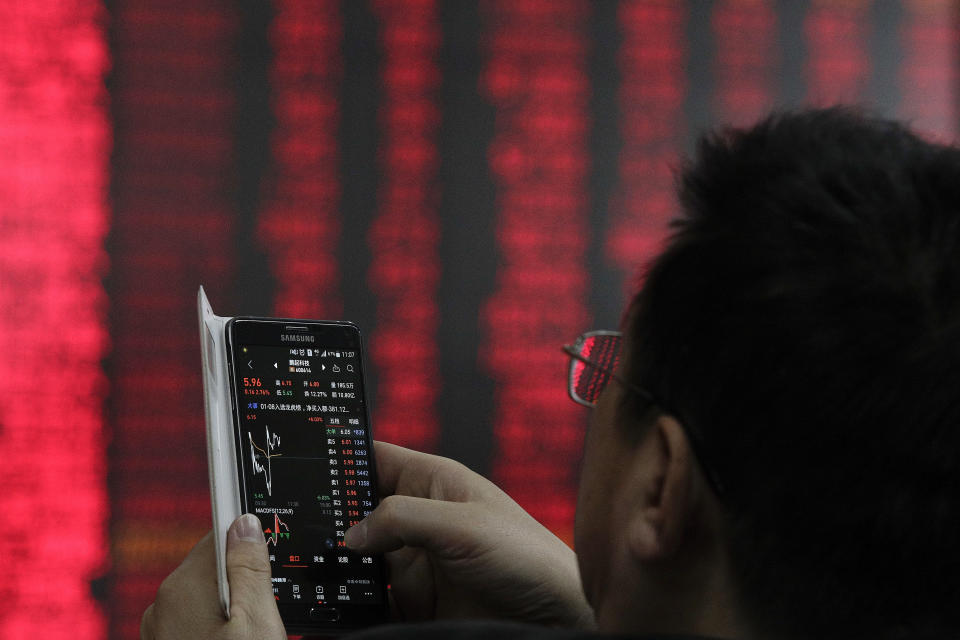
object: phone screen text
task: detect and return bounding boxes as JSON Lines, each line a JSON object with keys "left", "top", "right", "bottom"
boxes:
{"left": 231, "top": 338, "right": 382, "bottom": 608}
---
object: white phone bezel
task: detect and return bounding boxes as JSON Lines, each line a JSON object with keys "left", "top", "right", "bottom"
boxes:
{"left": 198, "top": 286, "right": 242, "bottom": 618}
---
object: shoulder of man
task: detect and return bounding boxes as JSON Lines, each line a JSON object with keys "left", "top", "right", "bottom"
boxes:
{"left": 344, "top": 620, "right": 720, "bottom": 640}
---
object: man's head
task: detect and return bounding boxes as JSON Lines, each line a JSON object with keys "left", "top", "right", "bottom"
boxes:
{"left": 578, "top": 108, "right": 960, "bottom": 639}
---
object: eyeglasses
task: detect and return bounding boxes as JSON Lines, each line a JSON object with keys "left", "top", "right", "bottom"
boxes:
{"left": 561, "top": 330, "right": 654, "bottom": 408}
{"left": 562, "top": 330, "right": 726, "bottom": 497}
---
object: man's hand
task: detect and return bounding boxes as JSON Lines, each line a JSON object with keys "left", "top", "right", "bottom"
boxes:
{"left": 140, "top": 514, "right": 286, "bottom": 640}
{"left": 345, "top": 442, "right": 595, "bottom": 629}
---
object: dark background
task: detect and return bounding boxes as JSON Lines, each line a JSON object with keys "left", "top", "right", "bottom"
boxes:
{"left": 0, "top": 1, "right": 956, "bottom": 638}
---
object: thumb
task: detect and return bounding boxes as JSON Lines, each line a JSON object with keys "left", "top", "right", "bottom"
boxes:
{"left": 226, "top": 514, "right": 283, "bottom": 633}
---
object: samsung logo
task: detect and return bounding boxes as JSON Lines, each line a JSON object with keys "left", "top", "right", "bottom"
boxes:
{"left": 281, "top": 334, "right": 315, "bottom": 343}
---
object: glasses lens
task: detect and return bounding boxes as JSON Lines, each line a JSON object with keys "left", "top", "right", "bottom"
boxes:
{"left": 570, "top": 333, "right": 621, "bottom": 406}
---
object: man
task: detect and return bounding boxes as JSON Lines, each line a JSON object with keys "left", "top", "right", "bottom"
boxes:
{"left": 141, "top": 108, "right": 960, "bottom": 639}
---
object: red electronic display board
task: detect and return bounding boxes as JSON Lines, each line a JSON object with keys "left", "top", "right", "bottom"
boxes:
{"left": 480, "top": 0, "right": 592, "bottom": 540}
{"left": 368, "top": 0, "right": 443, "bottom": 452}
{"left": 805, "top": 0, "right": 871, "bottom": 105}
{"left": 608, "top": 1, "right": 687, "bottom": 280}
{"left": 899, "top": 0, "right": 958, "bottom": 140}
{"left": 107, "top": 2, "right": 239, "bottom": 637}
{"left": 260, "top": 0, "right": 344, "bottom": 319}
{"left": 0, "top": 2, "right": 110, "bottom": 638}
{"left": 713, "top": 0, "right": 777, "bottom": 127}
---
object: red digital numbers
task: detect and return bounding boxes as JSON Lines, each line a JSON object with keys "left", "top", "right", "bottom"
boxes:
{"left": 713, "top": 0, "right": 776, "bottom": 127}
{"left": 607, "top": 0, "right": 686, "bottom": 272}
{"left": 261, "top": 0, "right": 344, "bottom": 319}
{"left": 480, "top": 0, "right": 591, "bottom": 540}
{"left": 0, "top": 2, "right": 111, "bottom": 637}
{"left": 804, "top": 0, "right": 870, "bottom": 105}
{"left": 367, "top": 0, "right": 442, "bottom": 453}
{"left": 107, "top": 3, "right": 242, "bottom": 635}
{"left": 898, "top": 0, "right": 958, "bottom": 139}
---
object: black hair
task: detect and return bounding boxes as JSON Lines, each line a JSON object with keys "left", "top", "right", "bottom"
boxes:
{"left": 627, "top": 108, "right": 960, "bottom": 639}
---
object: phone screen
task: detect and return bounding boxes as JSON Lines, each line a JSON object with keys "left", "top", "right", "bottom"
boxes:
{"left": 226, "top": 318, "right": 386, "bottom": 631}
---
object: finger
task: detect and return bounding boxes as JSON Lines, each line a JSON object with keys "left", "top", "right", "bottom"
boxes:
{"left": 373, "top": 441, "right": 442, "bottom": 496}
{"left": 344, "top": 494, "right": 477, "bottom": 555}
{"left": 383, "top": 547, "right": 437, "bottom": 622}
{"left": 225, "top": 514, "right": 284, "bottom": 635}
{"left": 148, "top": 530, "right": 221, "bottom": 626}
{"left": 373, "top": 441, "right": 492, "bottom": 502}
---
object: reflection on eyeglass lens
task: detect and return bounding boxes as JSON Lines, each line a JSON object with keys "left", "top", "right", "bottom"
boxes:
{"left": 572, "top": 334, "right": 620, "bottom": 405}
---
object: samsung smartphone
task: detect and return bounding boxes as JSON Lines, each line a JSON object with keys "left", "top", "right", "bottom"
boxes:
{"left": 224, "top": 317, "right": 387, "bottom": 634}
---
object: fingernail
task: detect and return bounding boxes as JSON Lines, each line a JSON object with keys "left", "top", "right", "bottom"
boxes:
{"left": 231, "top": 514, "right": 263, "bottom": 543}
{"left": 344, "top": 520, "right": 367, "bottom": 549}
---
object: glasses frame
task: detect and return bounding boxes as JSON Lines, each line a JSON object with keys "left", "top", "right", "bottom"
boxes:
{"left": 563, "top": 329, "right": 726, "bottom": 498}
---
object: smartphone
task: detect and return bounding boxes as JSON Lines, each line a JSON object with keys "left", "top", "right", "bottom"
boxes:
{"left": 224, "top": 317, "right": 387, "bottom": 634}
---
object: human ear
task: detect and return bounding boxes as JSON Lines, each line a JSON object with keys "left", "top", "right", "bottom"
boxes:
{"left": 624, "top": 415, "right": 694, "bottom": 561}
